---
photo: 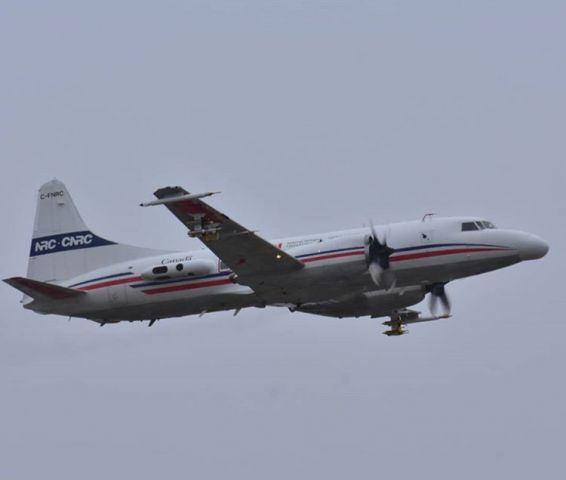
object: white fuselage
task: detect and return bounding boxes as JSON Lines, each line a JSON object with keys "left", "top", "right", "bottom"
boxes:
{"left": 24, "top": 216, "right": 548, "bottom": 323}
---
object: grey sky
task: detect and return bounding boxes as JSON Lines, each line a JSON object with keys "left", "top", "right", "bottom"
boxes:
{"left": 1, "top": 1, "right": 565, "bottom": 478}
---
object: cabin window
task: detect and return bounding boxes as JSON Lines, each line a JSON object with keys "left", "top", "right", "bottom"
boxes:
{"left": 461, "top": 222, "right": 479, "bottom": 231}
{"left": 176, "top": 263, "right": 184, "bottom": 271}
{"left": 152, "top": 266, "right": 168, "bottom": 275}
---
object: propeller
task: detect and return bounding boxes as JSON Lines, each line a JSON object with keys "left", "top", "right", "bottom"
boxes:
{"left": 428, "top": 283, "right": 451, "bottom": 316}
{"left": 366, "top": 224, "right": 396, "bottom": 290}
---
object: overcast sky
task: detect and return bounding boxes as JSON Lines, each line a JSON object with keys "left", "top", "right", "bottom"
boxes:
{"left": 1, "top": 1, "right": 565, "bottom": 478}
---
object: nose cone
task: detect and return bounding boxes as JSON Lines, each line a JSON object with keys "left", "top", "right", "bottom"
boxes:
{"left": 519, "top": 234, "right": 549, "bottom": 261}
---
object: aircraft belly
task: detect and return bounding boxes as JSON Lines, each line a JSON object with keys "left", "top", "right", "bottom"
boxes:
{"left": 297, "top": 288, "right": 425, "bottom": 319}
{"left": 86, "top": 290, "right": 258, "bottom": 321}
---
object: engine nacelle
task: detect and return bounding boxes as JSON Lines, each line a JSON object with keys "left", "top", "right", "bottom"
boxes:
{"left": 141, "top": 259, "right": 216, "bottom": 281}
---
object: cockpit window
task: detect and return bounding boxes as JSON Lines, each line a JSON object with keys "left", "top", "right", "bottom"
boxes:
{"left": 462, "top": 222, "right": 479, "bottom": 231}
{"left": 462, "top": 221, "right": 496, "bottom": 231}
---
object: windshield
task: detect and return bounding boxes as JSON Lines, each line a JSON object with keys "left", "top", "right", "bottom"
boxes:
{"left": 461, "top": 222, "right": 479, "bottom": 231}
{"left": 461, "top": 220, "right": 497, "bottom": 232}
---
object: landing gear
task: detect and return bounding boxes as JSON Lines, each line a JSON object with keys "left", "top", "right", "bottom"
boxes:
{"left": 382, "top": 308, "right": 451, "bottom": 336}
{"left": 382, "top": 321, "right": 407, "bottom": 336}
{"left": 382, "top": 309, "right": 418, "bottom": 336}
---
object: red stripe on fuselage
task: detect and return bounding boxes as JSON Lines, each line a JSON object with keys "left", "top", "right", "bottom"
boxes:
{"left": 78, "top": 276, "right": 143, "bottom": 291}
{"left": 302, "top": 251, "right": 364, "bottom": 263}
{"left": 141, "top": 278, "right": 233, "bottom": 295}
{"left": 302, "top": 246, "right": 507, "bottom": 265}
{"left": 390, "top": 247, "right": 506, "bottom": 262}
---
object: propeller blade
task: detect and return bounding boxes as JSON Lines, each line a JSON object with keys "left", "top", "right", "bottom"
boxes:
{"left": 368, "top": 261, "right": 383, "bottom": 286}
{"left": 428, "top": 283, "right": 451, "bottom": 316}
{"left": 429, "top": 292, "right": 438, "bottom": 315}
{"left": 368, "top": 219, "right": 379, "bottom": 244}
{"left": 438, "top": 290, "right": 451, "bottom": 315}
{"left": 366, "top": 222, "right": 396, "bottom": 290}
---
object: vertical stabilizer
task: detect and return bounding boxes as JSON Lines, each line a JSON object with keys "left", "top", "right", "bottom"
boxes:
{"left": 27, "top": 179, "right": 170, "bottom": 282}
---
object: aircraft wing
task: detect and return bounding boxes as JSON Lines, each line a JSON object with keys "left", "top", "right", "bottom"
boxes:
{"left": 144, "top": 187, "right": 304, "bottom": 285}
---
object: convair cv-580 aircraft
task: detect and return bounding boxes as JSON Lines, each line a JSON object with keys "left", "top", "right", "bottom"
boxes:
{"left": 4, "top": 180, "right": 548, "bottom": 335}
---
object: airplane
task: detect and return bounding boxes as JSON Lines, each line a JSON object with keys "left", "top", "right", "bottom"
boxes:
{"left": 4, "top": 179, "right": 549, "bottom": 335}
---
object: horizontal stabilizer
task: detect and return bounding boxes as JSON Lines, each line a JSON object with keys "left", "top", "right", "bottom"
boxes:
{"left": 3, "top": 276, "right": 85, "bottom": 301}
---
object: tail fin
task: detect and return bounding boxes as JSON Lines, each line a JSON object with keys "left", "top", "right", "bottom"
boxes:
{"left": 26, "top": 179, "right": 169, "bottom": 282}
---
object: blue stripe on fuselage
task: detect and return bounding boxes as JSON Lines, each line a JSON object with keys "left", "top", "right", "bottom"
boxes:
{"left": 68, "top": 272, "right": 133, "bottom": 288}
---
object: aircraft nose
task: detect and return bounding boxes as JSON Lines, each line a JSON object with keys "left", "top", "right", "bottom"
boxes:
{"left": 519, "top": 234, "right": 549, "bottom": 261}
